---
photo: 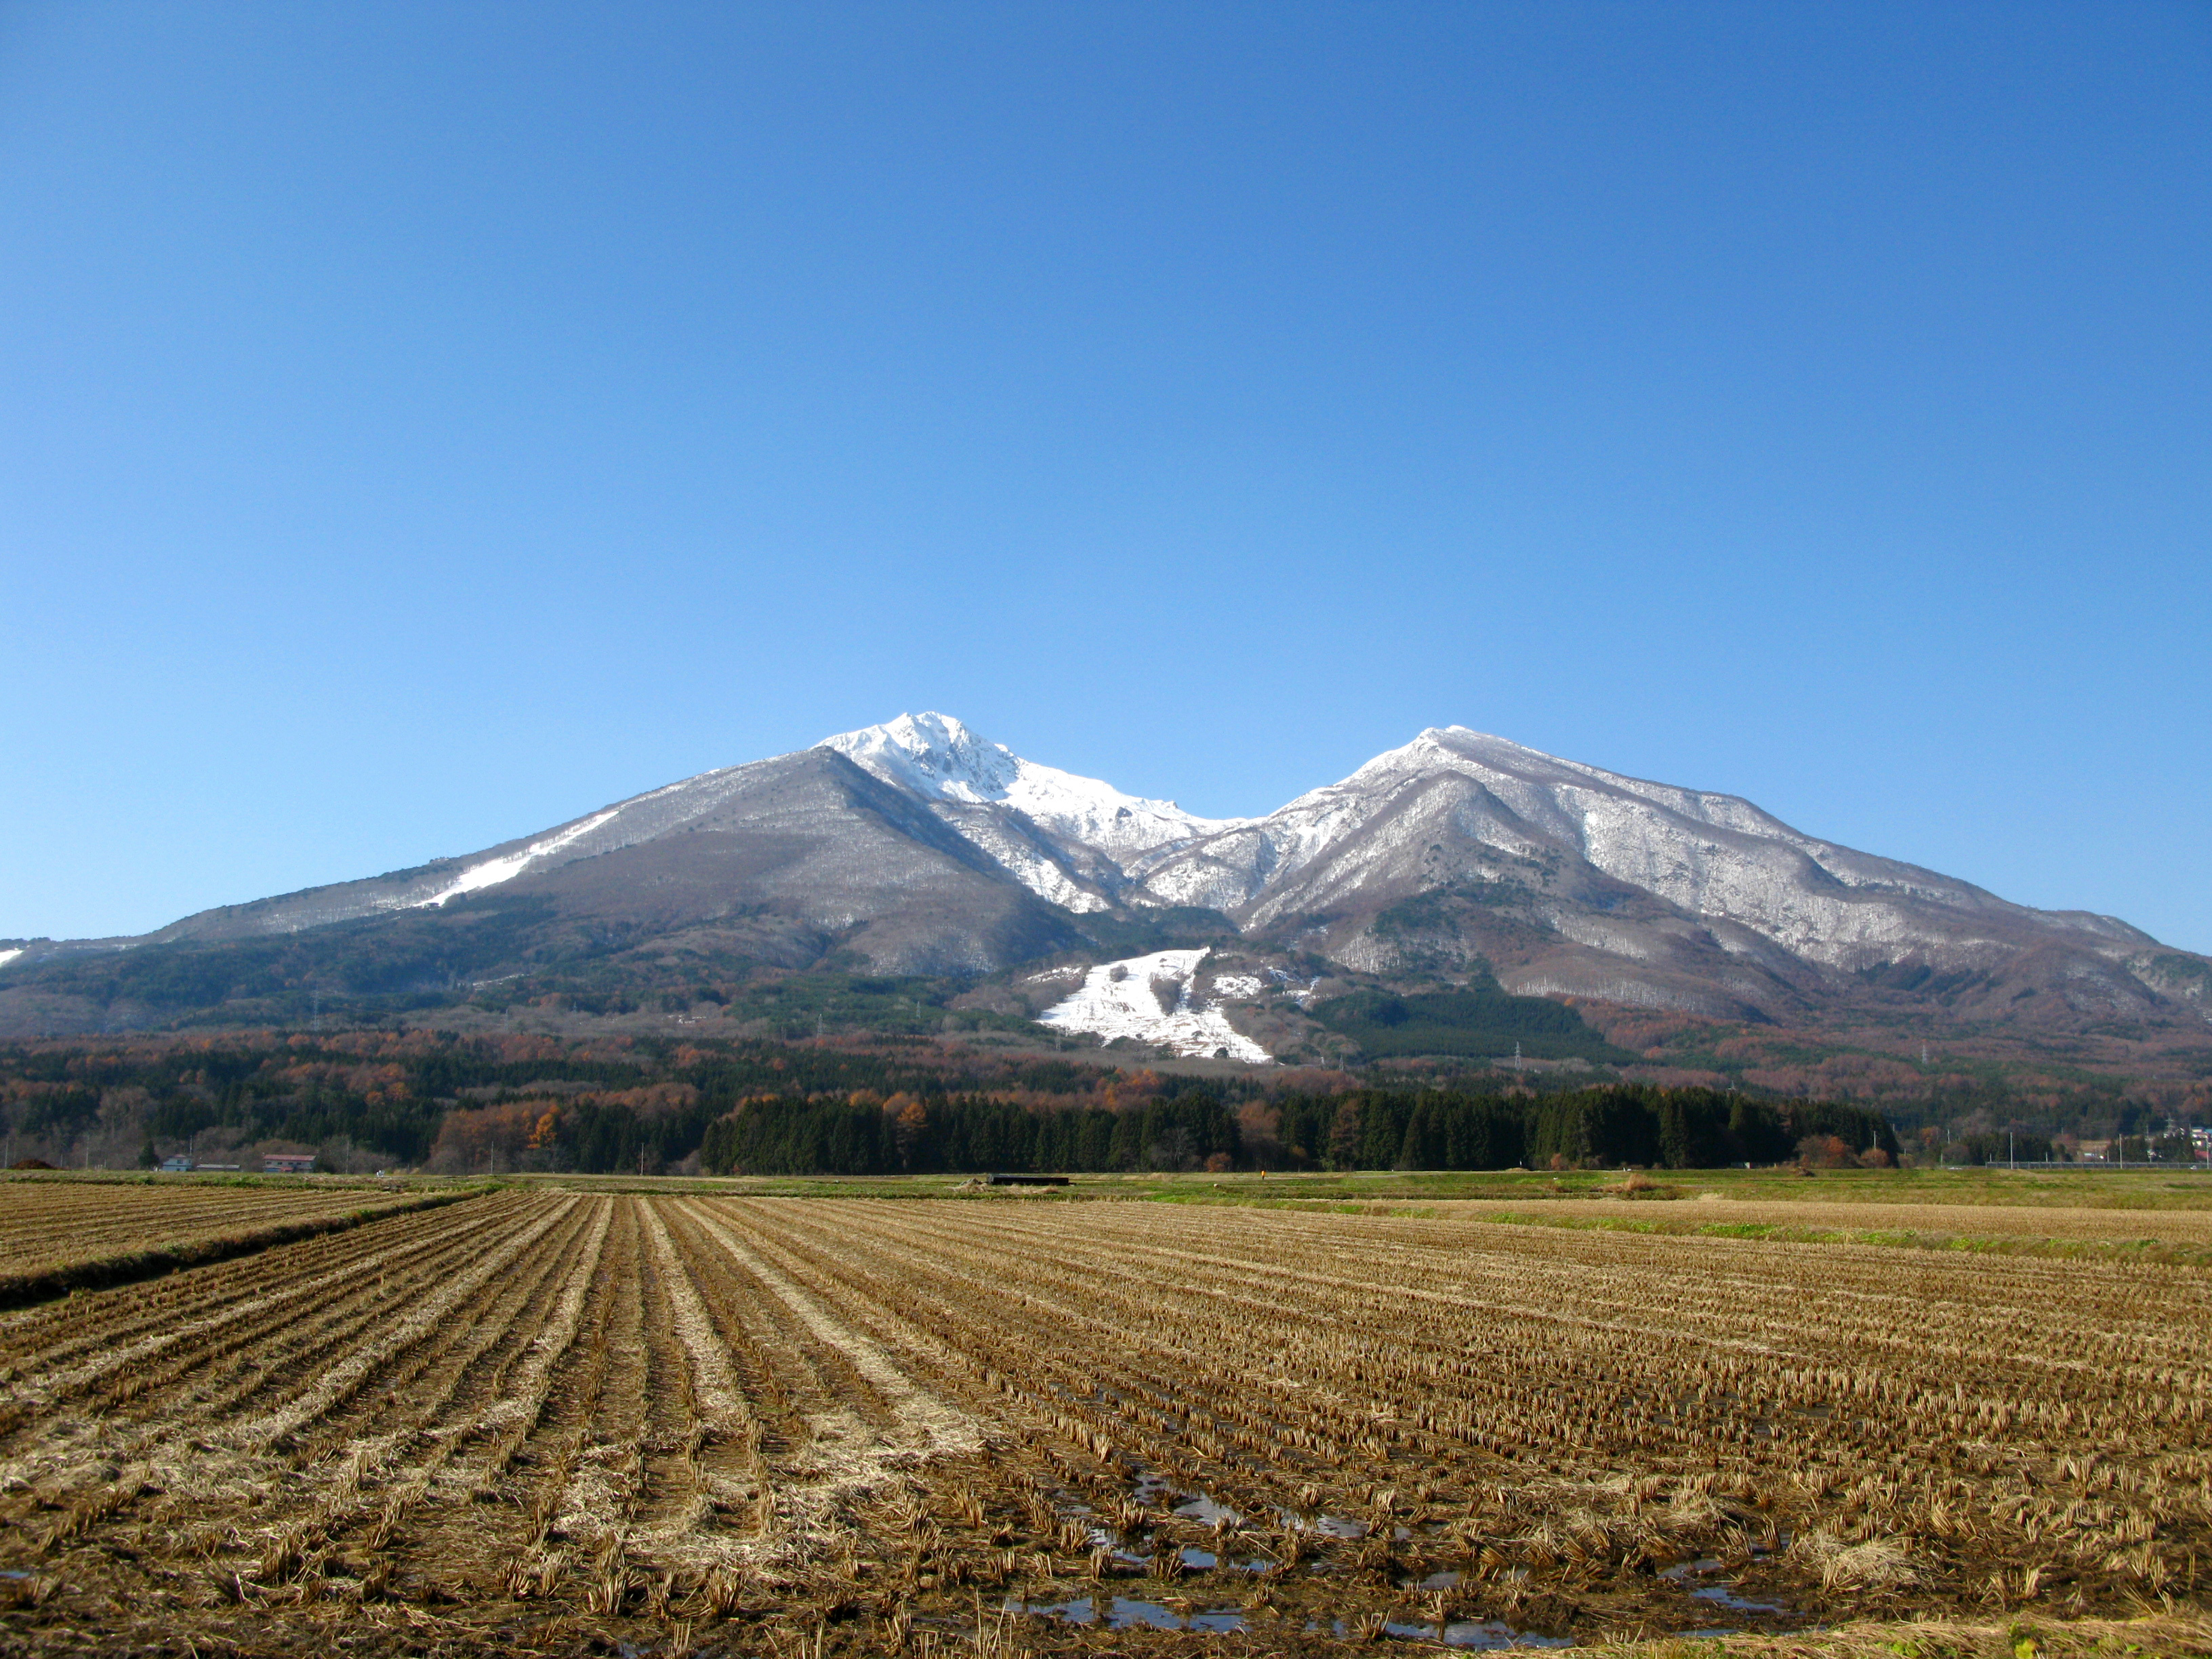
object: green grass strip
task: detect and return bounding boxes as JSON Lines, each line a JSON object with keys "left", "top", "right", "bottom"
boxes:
{"left": 1135, "top": 1190, "right": 2212, "bottom": 1266}
{"left": 1454, "top": 1207, "right": 2212, "bottom": 1267}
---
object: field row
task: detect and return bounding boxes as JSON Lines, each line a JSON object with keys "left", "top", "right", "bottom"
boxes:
{"left": 0, "top": 1193, "right": 2207, "bottom": 1652}
{"left": 0, "top": 1178, "right": 447, "bottom": 1286}
{"left": 1435, "top": 1193, "right": 2212, "bottom": 1244}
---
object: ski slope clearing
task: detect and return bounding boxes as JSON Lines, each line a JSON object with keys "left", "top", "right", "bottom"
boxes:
{"left": 403, "top": 809, "right": 623, "bottom": 909}
{"left": 1033, "top": 947, "right": 1271, "bottom": 1062}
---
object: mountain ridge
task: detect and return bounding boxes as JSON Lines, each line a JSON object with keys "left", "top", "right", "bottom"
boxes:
{"left": 2, "top": 714, "right": 2203, "bottom": 1045}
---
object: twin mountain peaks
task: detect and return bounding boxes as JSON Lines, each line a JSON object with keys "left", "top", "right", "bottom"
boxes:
{"left": 5, "top": 713, "right": 2206, "bottom": 1040}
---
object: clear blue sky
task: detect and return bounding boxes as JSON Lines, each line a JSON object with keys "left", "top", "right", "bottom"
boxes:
{"left": 4, "top": 3, "right": 2207, "bottom": 951}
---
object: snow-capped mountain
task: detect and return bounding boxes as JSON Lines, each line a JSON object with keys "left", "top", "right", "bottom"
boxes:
{"left": 1127, "top": 726, "right": 2179, "bottom": 1019}
{"left": 63, "top": 743, "right": 1097, "bottom": 975}
{"left": 1138, "top": 726, "right": 2103, "bottom": 948}
{"left": 819, "top": 713, "right": 1238, "bottom": 914}
{"left": 3, "top": 714, "right": 2203, "bottom": 1037}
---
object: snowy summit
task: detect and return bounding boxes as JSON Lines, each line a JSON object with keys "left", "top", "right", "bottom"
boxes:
{"left": 9, "top": 708, "right": 2196, "bottom": 1048}
{"left": 819, "top": 712, "right": 1239, "bottom": 863}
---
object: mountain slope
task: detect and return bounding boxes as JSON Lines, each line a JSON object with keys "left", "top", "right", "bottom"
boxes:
{"left": 820, "top": 712, "right": 1239, "bottom": 913}
{"left": 1, "top": 715, "right": 2203, "bottom": 1040}
{"left": 6, "top": 749, "right": 1090, "bottom": 1009}
{"left": 1134, "top": 727, "right": 2179, "bottom": 1021}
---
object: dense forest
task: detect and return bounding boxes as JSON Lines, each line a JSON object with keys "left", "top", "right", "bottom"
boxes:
{"left": 0, "top": 1030, "right": 1105, "bottom": 1174}
{"left": 695, "top": 1083, "right": 1896, "bottom": 1176}
{"left": 0, "top": 1025, "right": 2061, "bottom": 1180}
{"left": 1309, "top": 984, "right": 1634, "bottom": 1063}
{"left": 699, "top": 1092, "right": 1244, "bottom": 1176}
{"left": 11, "top": 920, "right": 2205, "bottom": 1159}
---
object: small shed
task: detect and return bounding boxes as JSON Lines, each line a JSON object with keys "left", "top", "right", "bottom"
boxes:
{"left": 262, "top": 1153, "right": 316, "bottom": 1175}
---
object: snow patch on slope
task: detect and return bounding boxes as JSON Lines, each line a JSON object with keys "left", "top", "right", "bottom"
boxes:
{"left": 1036, "top": 948, "right": 1271, "bottom": 1062}
{"left": 404, "top": 808, "right": 623, "bottom": 909}
{"left": 0, "top": 949, "right": 20, "bottom": 970}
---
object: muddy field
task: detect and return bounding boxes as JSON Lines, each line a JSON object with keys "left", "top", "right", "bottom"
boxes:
{"left": 0, "top": 1191, "right": 2207, "bottom": 1655}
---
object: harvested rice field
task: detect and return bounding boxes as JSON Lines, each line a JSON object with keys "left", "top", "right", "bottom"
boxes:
{"left": 1433, "top": 1194, "right": 2212, "bottom": 1248}
{"left": 1, "top": 1190, "right": 2208, "bottom": 1656}
{"left": 0, "top": 1178, "right": 459, "bottom": 1305}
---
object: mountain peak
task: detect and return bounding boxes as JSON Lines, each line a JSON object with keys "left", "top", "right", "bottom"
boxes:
{"left": 5, "top": 710, "right": 2199, "bottom": 1044}
{"left": 819, "top": 712, "right": 1017, "bottom": 803}
{"left": 818, "top": 714, "right": 1242, "bottom": 863}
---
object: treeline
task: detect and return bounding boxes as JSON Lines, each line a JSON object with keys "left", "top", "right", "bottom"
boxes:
{"left": 701, "top": 1094, "right": 1240, "bottom": 1176}
{"left": 1947, "top": 1131, "right": 2055, "bottom": 1166}
{"left": 3, "top": 1031, "right": 1897, "bottom": 1177}
{"left": 699, "top": 1084, "right": 1896, "bottom": 1176}
{"left": 1273, "top": 1086, "right": 1897, "bottom": 1172}
{"left": 0, "top": 1031, "right": 1116, "bottom": 1169}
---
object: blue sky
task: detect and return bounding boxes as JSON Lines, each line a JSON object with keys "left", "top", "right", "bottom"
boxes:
{"left": 3, "top": 3, "right": 2207, "bottom": 949}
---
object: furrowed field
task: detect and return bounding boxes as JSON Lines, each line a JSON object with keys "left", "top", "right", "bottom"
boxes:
{"left": 1, "top": 1183, "right": 2209, "bottom": 1656}
{"left": 0, "top": 1179, "right": 464, "bottom": 1308}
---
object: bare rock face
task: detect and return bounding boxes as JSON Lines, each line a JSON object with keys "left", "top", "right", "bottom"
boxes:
{"left": 3, "top": 714, "right": 2202, "bottom": 1033}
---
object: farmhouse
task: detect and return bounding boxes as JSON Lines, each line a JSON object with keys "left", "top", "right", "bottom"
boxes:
{"left": 260, "top": 1152, "right": 316, "bottom": 1175}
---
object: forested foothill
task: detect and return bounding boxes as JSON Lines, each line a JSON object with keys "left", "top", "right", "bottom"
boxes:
{"left": 5, "top": 899, "right": 2205, "bottom": 1168}
{"left": 0, "top": 1024, "right": 1898, "bottom": 1178}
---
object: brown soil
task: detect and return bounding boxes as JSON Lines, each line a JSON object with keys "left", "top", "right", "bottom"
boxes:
{"left": 1, "top": 1197, "right": 2205, "bottom": 1654}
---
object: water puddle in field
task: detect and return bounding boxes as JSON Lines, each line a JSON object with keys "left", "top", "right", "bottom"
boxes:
{"left": 1660, "top": 1557, "right": 1788, "bottom": 1614}
{"left": 1173, "top": 1492, "right": 1242, "bottom": 1527}
{"left": 1305, "top": 1616, "right": 1571, "bottom": 1649}
{"left": 1277, "top": 1505, "right": 1370, "bottom": 1539}
{"left": 1395, "top": 1619, "right": 1576, "bottom": 1648}
{"left": 1109, "top": 1465, "right": 1390, "bottom": 1580}
{"left": 1007, "top": 1595, "right": 1246, "bottom": 1633}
